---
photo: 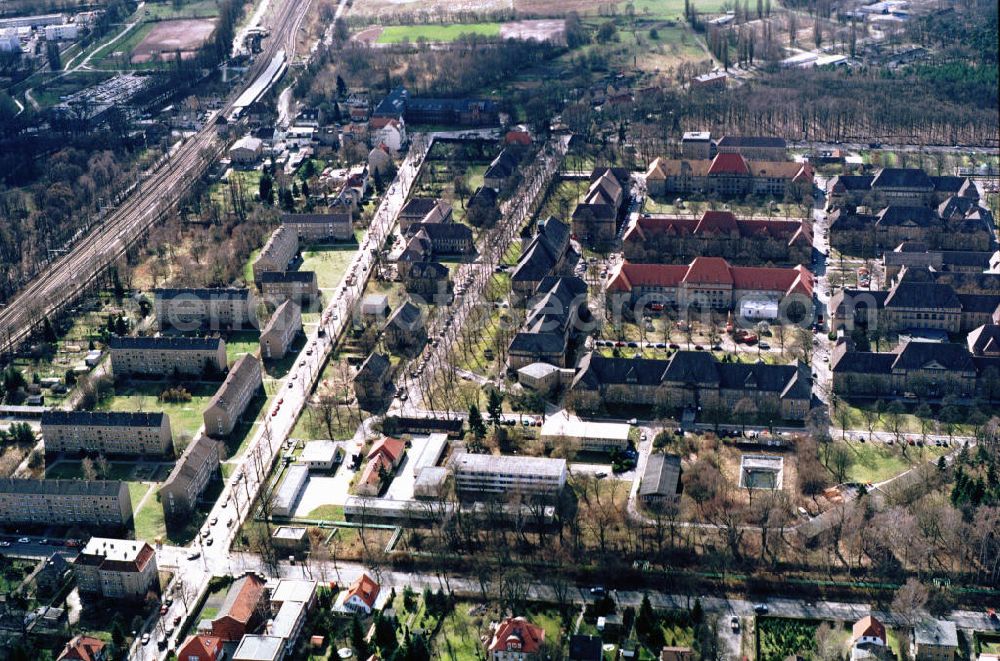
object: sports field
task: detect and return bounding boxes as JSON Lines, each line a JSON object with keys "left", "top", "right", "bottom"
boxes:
{"left": 376, "top": 23, "right": 501, "bottom": 44}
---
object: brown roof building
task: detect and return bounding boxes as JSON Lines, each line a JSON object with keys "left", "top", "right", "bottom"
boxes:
{"left": 57, "top": 636, "right": 107, "bottom": 661}
{"left": 211, "top": 573, "right": 268, "bottom": 641}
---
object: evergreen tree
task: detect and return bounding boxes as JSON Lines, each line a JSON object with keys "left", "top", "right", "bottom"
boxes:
{"left": 374, "top": 613, "right": 398, "bottom": 654}
{"left": 468, "top": 404, "right": 487, "bottom": 440}
{"left": 636, "top": 594, "right": 656, "bottom": 637}
{"left": 336, "top": 74, "right": 348, "bottom": 97}
{"left": 351, "top": 614, "right": 369, "bottom": 658}
{"left": 42, "top": 317, "right": 57, "bottom": 343}
{"left": 486, "top": 388, "right": 504, "bottom": 426}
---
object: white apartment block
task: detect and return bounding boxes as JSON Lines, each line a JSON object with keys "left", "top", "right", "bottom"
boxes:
{"left": 109, "top": 336, "right": 228, "bottom": 376}
{"left": 73, "top": 537, "right": 158, "bottom": 600}
{"left": 41, "top": 410, "right": 173, "bottom": 457}
{"left": 0, "top": 479, "right": 133, "bottom": 528}
{"left": 204, "top": 354, "right": 263, "bottom": 437}
{"left": 450, "top": 453, "right": 567, "bottom": 496}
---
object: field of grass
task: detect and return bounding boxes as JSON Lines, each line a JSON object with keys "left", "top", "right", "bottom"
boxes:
{"left": 626, "top": 0, "right": 732, "bottom": 20}
{"left": 224, "top": 330, "right": 261, "bottom": 364}
{"left": 142, "top": 0, "right": 221, "bottom": 19}
{"left": 304, "top": 504, "right": 344, "bottom": 520}
{"left": 133, "top": 488, "right": 166, "bottom": 542}
{"left": 300, "top": 245, "right": 358, "bottom": 291}
{"left": 92, "top": 22, "right": 156, "bottom": 64}
{"left": 376, "top": 23, "right": 501, "bottom": 44}
{"left": 96, "top": 380, "right": 217, "bottom": 440}
{"left": 839, "top": 440, "right": 948, "bottom": 484}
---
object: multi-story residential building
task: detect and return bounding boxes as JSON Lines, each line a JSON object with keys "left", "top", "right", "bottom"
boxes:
{"left": 569, "top": 351, "right": 813, "bottom": 420}
{"left": 267, "top": 579, "right": 317, "bottom": 657}
{"left": 204, "top": 355, "right": 263, "bottom": 437}
{"left": 354, "top": 352, "right": 391, "bottom": 408}
{"left": 280, "top": 213, "right": 353, "bottom": 242}
{"left": 911, "top": 619, "right": 958, "bottom": 661}
{"left": 401, "top": 260, "right": 450, "bottom": 298}
{"left": 160, "top": 432, "right": 221, "bottom": 521}
{"left": 607, "top": 257, "right": 814, "bottom": 321}
{"left": 260, "top": 301, "right": 302, "bottom": 360}
{"left": 621, "top": 211, "right": 813, "bottom": 266}
{"left": 41, "top": 411, "right": 173, "bottom": 457}
{"left": 831, "top": 337, "right": 1000, "bottom": 402}
{"left": 212, "top": 573, "right": 268, "bottom": 641}
{"left": 397, "top": 197, "right": 452, "bottom": 233}
{"left": 451, "top": 453, "right": 567, "bottom": 497}
{"left": 681, "top": 131, "right": 713, "bottom": 159}
{"left": 0, "top": 479, "right": 133, "bottom": 528}
{"left": 572, "top": 168, "right": 628, "bottom": 246}
{"left": 403, "top": 222, "right": 475, "bottom": 255}
{"left": 109, "top": 336, "right": 228, "bottom": 376}
{"left": 73, "top": 537, "right": 158, "bottom": 600}
{"left": 487, "top": 617, "right": 546, "bottom": 660}
{"left": 384, "top": 300, "right": 426, "bottom": 354}
{"left": 508, "top": 276, "right": 589, "bottom": 370}
{"left": 715, "top": 135, "right": 788, "bottom": 161}
{"left": 826, "top": 168, "right": 978, "bottom": 209}
{"left": 830, "top": 270, "right": 1000, "bottom": 334}
{"left": 154, "top": 288, "right": 257, "bottom": 331}
{"left": 511, "top": 217, "right": 573, "bottom": 299}
{"left": 828, "top": 198, "right": 995, "bottom": 255}
{"left": 253, "top": 227, "right": 299, "bottom": 282}
{"left": 883, "top": 243, "right": 995, "bottom": 280}
{"left": 644, "top": 154, "right": 812, "bottom": 200}
{"left": 258, "top": 270, "right": 319, "bottom": 304}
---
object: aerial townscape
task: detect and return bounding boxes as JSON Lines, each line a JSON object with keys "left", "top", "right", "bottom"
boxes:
{"left": 0, "top": 0, "right": 997, "bottom": 658}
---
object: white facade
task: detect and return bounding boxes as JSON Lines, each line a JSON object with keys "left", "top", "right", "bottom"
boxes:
{"left": 45, "top": 24, "right": 78, "bottom": 40}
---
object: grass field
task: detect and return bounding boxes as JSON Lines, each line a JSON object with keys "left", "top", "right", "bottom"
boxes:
{"left": 305, "top": 504, "right": 344, "bottom": 520}
{"left": 96, "top": 380, "right": 217, "bottom": 440}
{"left": 839, "top": 440, "right": 948, "bottom": 484}
{"left": 299, "top": 244, "right": 358, "bottom": 291}
{"left": 376, "top": 23, "right": 501, "bottom": 44}
{"left": 224, "top": 330, "right": 261, "bottom": 364}
{"left": 92, "top": 21, "right": 156, "bottom": 64}
{"left": 133, "top": 488, "right": 166, "bottom": 542}
{"left": 142, "top": 0, "right": 221, "bottom": 20}
{"left": 626, "top": 0, "right": 732, "bottom": 20}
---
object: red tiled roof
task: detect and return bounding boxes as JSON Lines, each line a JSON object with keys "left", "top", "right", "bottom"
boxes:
{"left": 852, "top": 616, "right": 886, "bottom": 644}
{"left": 505, "top": 130, "right": 532, "bottom": 145}
{"left": 177, "top": 635, "right": 224, "bottom": 661}
{"left": 367, "top": 437, "right": 405, "bottom": 464}
{"left": 708, "top": 152, "right": 750, "bottom": 176}
{"left": 360, "top": 454, "right": 392, "bottom": 487}
{"left": 370, "top": 117, "right": 400, "bottom": 130}
{"left": 215, "top": 574, "right": 266, "bottom": 626}
{"left": 59, "top": 636, "right": 105, "bottom": 661}
{"left": 694, "top": 210, "right": 739, "bottom": 233}
{"left": 684, "top": 257, "right": 734, "bottom": 285}
{"left": 347, "top": 573, "right": 380, "bottom": 609}
{"left": 610, "top": 258, "right": 813, "bottom": 297}
{"left": 488, "top": 617, "right": 546, "bottom": 654}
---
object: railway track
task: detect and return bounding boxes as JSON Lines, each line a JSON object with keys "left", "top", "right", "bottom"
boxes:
{"left": 0, "top": 0, "right": 313, "bottom": 353}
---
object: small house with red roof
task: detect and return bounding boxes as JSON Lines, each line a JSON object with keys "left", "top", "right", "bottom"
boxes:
{"left": 487, "top": 617, "right": 546, "bottom": 660}
{"left": 340, "top": 573, "right": 380, "bottom": 615}
{"left": 851, "top": 616, "right": 890, "bottom": 660}
{"left": 644, "top": 154, "right": 811, "bottom": 199}
{"left": 177, "top": 635, "right": 225, "bottom": 661}
{"left": 211, "top": 573, "right": 268, "bottom": 641}
{"left": 356, "top": 438, "right": 407, "bottom": 496}
{"left": 622, "top": 210, "right": 812, "bottom": 265}
{"left": 369, "top": 116, "right": 406, "bottom": 152}
{"left": 607, "top": 257, "right": 813, "bottom": 320}
{"left": 57, "top": 636, "right": 107, "bottom": 661}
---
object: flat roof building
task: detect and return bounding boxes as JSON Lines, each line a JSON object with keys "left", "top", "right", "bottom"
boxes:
{"left": 73, "top": 537, "right": 158, "bottom": 600}
{"left": 451, "top": 453, "right": 567, "bottom": 497}
{"left": 539, "top": 416, "right": 630, "bottom": 452}
{"left": 272, "top": 464, "right": 309, "bottom": 517}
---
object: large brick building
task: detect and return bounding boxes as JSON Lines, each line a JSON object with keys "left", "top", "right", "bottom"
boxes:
{"left": 0, "top": 479, "right": 133, "bottom": 529}
{"left": 508, "top": 276, "right": 589, "bottom": 370}
{"left": 154, "top": 288, "right": 257, "bottom": 331}
{"left": 211, "top": 573, "right": 268, "bottom": 641}
{"left": 109, "top": 336, "right": 228, "bottom": 377}
{"left": 204, "top": 355, "right": 263, "bottom": 437}
{"left": 828, "top": 197, "right": 994, "bottom": 255}
{"left": 607, "top": 257, "right": 813, "bottom": 321}
{"left": 73, "top": 537, "right": 158, "bottom": 600}
{"left": 622, "top": 211, "right": 812, "bottom": 265}
{"left": 645, "top": 154, "right": 812, "bottom": 199}
{"left": 42, "top": 411, "right": 173, "bottom": 457}
{"left": 570, "top": 351, "right": 813, "bottom": 420}
{"left": 826, "top": 168, "right": 978, "bottom": 209}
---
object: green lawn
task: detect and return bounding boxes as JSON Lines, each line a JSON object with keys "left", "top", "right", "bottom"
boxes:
{"left": 128, "top": 481, "right": 151, "bottom": 506}
{"left": 133, "top": 489, "right": 166, "bottom": 542}
{"left": 96, "top": 380, "right": 217, "bottom": 440}
{"left": 299, "top": 245, "right": 359, "bottom": 291}
{"left": 92, "top": 21, "right": 156, "bottom": 64}
{"left": 838, "top": 440, "right": 949, "bottom": 484}
{"left": 304, "top": 504, "right": 344, "bottom": 521}
{"left": 141, "top": 0, "right": 221, "bottom": 19}
{"left": 376, "top": 23, "right": 501, "bottom": 44}
{"left": 224, "top": 330, "right": 261, "bottom": 364}
{"left": 834, "top": 401, "right": 975, "bottom": 437}
{"left": 624, "top": 0, "right": 732, "bottom": 20}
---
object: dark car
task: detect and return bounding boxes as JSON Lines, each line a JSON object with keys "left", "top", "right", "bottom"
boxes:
{"left": 590, "top": 586, "right": 607, "bottom": 597}
{"left": 754, "top": 603, "right": 769, "bottom": 615}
